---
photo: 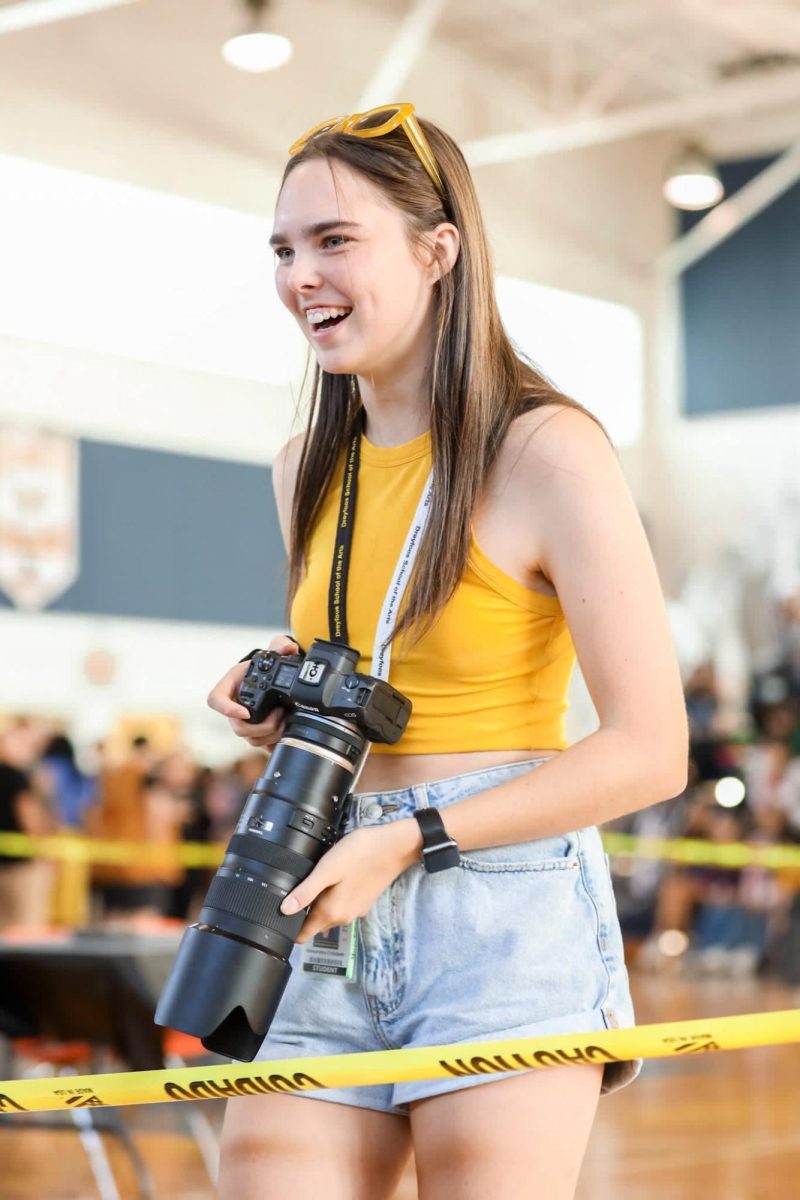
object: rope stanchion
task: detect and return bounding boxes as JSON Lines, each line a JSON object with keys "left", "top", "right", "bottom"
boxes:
{"left": 1, "top": 1010, "right": 799, "bottom": 1114}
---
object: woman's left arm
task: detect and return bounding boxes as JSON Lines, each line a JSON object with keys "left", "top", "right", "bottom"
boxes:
{"left": 283, "top": 407, "right": 689, "bottom": 938}
{"left": 441, "top": 404, "right": 689, "bottom": 852}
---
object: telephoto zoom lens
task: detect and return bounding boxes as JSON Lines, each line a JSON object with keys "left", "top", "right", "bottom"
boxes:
{"left": 155, "top": 711, "right": 364, "bottom": 1060}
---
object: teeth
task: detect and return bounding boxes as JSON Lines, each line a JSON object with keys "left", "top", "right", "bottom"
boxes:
{"left": 306, "top": 307, "right": 352, "bottom": 325}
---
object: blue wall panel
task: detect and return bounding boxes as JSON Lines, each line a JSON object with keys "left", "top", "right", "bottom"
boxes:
{"left": 681, "top": 155, "right": 800, "bottom": 417}
{"left": 0, "top": 439, "right": 288, "bottom": 626}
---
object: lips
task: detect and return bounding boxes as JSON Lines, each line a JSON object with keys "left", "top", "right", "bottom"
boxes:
{"left": 304, "top": 307, "right": 353, "bottom": 340}
{"left": 304, "top": 305, "right": 353, "bottom": 330}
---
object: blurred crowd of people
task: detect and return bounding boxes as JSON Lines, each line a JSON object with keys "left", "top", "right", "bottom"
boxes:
{"left": 610, "top": 638, "right": 800, "bottom": 983}
{"left": 3, "top": 622, "right": 800, "bottom": 988}
{"left": 0, "top": 719, "right": 265, "bottom": 930}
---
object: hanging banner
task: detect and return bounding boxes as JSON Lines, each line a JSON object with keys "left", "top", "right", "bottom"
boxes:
{"left": 0, "top": 428, "right": 79, "bottom": 610}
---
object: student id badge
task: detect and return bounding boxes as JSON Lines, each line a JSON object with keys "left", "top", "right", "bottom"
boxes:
{"left": 301, "top": 921, "right": 359, "bottom": 980}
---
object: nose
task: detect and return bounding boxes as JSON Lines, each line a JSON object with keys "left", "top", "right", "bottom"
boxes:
{"left": 286, "top": 248, "right": 323, "bottom": 297}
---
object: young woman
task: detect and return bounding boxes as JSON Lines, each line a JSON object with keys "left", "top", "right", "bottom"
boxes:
{"left": 208, "top": 104, "right": 688, "bottom": 1200}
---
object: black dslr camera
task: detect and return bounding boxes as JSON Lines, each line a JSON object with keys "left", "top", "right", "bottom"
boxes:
{"left": 155, "top": 638, "right": 411, "bottom": 1061}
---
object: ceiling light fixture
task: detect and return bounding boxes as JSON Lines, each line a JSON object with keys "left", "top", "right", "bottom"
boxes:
{"left": 222, "top": 0, "right": 292, "bottom": 74}
{"left": 663, "top": 144, "right": 724, "bottom": 211}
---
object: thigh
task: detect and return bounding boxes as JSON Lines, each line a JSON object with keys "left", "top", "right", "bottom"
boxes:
{"left": 410, "top": 1065, "right": 603, "bottom": 1200}
{"left": 219, "top": 1093, "right": 412, "bottom": 1200}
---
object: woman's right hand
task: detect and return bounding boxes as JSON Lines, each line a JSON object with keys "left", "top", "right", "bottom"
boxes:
{"left": 206, "top": 634, "right": 299, "bottom": 751}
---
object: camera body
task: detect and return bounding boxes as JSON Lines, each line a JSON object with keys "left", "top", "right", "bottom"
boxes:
{"left": 155, "top": 639, "right": 411, "bottom": 1061}
{"left": 238, "top": 640, "right": 410, "bottom": 745}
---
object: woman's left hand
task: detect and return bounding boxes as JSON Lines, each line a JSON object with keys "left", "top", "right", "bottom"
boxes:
{"left": 280, "top": 821, "right": 422, "bottom": 944}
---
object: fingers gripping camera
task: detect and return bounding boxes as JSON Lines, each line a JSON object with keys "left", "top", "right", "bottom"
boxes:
{"left": 239, "top": 640, "right": 411, "bottom": 743}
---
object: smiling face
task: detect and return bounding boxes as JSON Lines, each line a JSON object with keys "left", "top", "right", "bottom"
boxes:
{"left": 271, "top": 158, "right": 443, "bottom": 385}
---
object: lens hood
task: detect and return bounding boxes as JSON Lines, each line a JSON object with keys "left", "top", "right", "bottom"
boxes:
{"left": 155, "top": 924, "right": 292, "bottom": 1061}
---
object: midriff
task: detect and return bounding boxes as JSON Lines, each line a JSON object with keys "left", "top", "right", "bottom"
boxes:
{"left": 357, "top": 746, "right": 561, "bottom": 792}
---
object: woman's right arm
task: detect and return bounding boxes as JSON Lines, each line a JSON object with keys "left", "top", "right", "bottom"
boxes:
{"left": 206, "top": 433, "right": 306, "bottom": 751}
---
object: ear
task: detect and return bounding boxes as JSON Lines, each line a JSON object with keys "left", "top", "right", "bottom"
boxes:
{"left": 429, "top": 222, "right": 460, "bottom": 282}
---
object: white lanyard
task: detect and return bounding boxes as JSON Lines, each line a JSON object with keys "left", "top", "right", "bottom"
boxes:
{"left": 370, "top": 470, "right": 434, "bottom": 680}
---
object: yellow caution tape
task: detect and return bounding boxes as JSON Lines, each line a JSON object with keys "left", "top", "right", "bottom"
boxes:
{"left": 601, "top": 833, "right": 800, "bottom": 870}
{"left": 1, "top": 1010, "right": 799, "bottom": 1114}
{"left": 0, "top": 832, "right": 222, "bottom": 869}
{"left": 2, "top": 830, "right": 800, "bottom": 871}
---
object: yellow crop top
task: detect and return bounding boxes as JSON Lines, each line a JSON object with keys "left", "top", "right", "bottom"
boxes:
{"left": 290, "top": 429, "right": 576, "bottom": 755}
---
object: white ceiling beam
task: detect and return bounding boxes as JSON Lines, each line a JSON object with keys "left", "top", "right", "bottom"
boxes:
{"left": 0, "top": 0, "right": 136, "bottom": 35}
{"left": 521, "top": 0, "right": 706, "bottom": 96}
{"left": 660, "top": 137, "right": 800, "bottom": 276}
{"left": 462, "top": 67, "right": 800, "bottom": 167}
{"left": 356, "top": 0, "right": 447, "bottom": 111}
{"left": 573, "top": 26, "right": 679, "bottom": 118}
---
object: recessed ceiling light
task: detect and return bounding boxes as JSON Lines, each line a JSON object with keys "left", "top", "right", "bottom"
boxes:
{"left": 664, "top": 145, "right": 724, "bottom": 211}
{"left": 222, "top": 0, "right": 292, "bottom": 74}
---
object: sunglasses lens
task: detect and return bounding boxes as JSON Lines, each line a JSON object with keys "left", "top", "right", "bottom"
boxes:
{"left": 318, "top": 119, "right": 344, "bottom": 135}
{"left": 351, "top": 107, "right": 401, "bottom": 133}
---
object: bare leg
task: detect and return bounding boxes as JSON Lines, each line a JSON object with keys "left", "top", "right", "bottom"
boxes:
{"left": 411, "top": 1065, "right": 603, "bottom": 1200}
{"left": 219, "top": 1093, "right": 412, "bottom": 1200}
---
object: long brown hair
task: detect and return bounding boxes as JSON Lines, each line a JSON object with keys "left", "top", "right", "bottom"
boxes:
{"left": 282, "top": 116, "right": 608, "bottom": 645}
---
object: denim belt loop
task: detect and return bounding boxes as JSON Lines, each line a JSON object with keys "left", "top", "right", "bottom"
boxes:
{"left": 411, "top": 782, "right": 430, "bottom": 812}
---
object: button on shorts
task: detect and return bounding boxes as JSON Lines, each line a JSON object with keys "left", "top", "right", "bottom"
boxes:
{"left": 257, "top": 757, "right": 642, "bottom": 1114}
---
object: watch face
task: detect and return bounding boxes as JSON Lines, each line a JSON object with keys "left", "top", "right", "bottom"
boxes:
{"left": 415, "top": 807, "right": 460, "bottom": 872}
{"left": 423, "top": 842, "right": 461, "bottom": 873}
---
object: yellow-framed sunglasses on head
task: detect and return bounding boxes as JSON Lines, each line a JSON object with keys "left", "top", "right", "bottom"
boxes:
{"left": 288, "top": 102, "right": 444, "bottom": 196}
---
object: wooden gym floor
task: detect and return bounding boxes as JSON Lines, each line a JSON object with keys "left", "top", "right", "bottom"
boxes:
{"left": 1, "top": 972, "right": 798, "bottom": 1199}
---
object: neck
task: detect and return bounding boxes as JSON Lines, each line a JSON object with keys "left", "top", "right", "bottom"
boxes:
{"left": 355, "top": 363, "right": 430, "bottom": 448}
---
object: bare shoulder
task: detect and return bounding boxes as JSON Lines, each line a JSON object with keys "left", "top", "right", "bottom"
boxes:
{"left": 505, "top": 402, "right": 635, "bottom": 568}
{"left": 273, "top": 430, "right": 306, "bottom": 478}
{"left": 272, "top": 432, "right": 306, "bottom": 498}
{"left": 272, "top": 431, "right": 307, "bottom": 547}
{"left": 504, "top": 403, "right": 618, "bottom": 487}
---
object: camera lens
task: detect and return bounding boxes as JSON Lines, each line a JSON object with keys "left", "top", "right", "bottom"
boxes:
{"left": 155, "top": 712, "right": 364, "bottom": 1060}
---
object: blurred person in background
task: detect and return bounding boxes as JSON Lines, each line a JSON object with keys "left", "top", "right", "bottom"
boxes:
{"left": 156, "top": 751, "right": 208, "bottom": 922}
{"left": 201, "top": 753, "right": 265, "bottom": 844}
{"left": 686, "top": 806, "right": 747, "bottom": 974}
{"left": 684, "top": 660, "right": 722, "bottom": 741}
{"left": 0, "top": 719, "right": 56, "bottom": 927}
{"left": 38, "top": 732, "right": 98, "bottom": 829}
{"left": 743, "top": 735, "right": 800, "bottom": 828}
{"left": 87, "top": 736, "right": 188, "bottom": 925}
{"left": 201, "top": 762, "right": 242, "bottom": 843}
{"left": 736, "top": 801, "right": 788, "bottom": 975}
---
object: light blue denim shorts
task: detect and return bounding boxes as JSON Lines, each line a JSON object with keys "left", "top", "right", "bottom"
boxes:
{"left": 257, "top": 757, "right": 642, "bottom": 1114}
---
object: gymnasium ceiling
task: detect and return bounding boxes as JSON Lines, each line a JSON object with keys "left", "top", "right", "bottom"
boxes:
{"left": 2, "top": 0, "right": 800, "bottom": 213}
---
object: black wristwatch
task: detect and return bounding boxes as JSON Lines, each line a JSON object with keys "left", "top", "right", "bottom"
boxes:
{"left": 413, "top": 807, "right": 461, "bottom": 873}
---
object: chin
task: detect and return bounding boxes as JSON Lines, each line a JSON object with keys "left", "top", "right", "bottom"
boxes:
{"left": 314, "top": 353, "right": 365, "bottom": 376}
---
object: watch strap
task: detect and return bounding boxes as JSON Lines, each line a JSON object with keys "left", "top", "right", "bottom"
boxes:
{"left": 413, "top": 806, "right": 461, "bottom": 873}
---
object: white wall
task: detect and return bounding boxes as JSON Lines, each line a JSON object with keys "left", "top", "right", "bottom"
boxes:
{"left": 0, "top": 608, "right": 279, "bottom": 766}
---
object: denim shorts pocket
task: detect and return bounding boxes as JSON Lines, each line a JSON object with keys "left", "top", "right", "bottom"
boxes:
{"left": 458, "top": 833, "right": 580, "bottom": 874}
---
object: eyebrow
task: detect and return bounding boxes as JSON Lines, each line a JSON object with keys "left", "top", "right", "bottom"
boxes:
{"left": 269, "top": 219, "right": 363, "bottom": 247}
